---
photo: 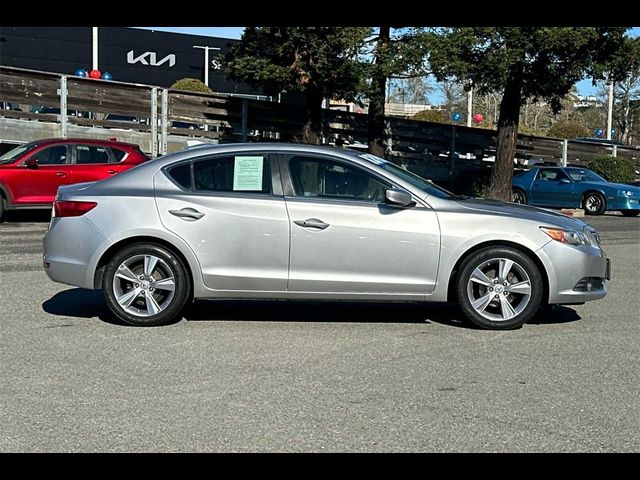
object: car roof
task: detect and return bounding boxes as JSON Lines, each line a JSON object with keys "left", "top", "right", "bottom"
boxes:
{"left": 31, "top": 138, "right": 140, "bottom": 148}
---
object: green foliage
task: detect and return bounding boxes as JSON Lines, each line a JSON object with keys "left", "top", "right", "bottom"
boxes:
{"left": 425, "top": 27, "right": 632, "bottom": 113}
{"left": 588, "top": 156, "right": 635, "bottom": 183}
{"left": 222, "top": 27, "right": 370, "bottom": 100}
{"left": 411, "top": 109, "right": 449, "bottom": 124}
{"left": 170, "top": 78, "right": 213, "bottom": 94}
{"left": 547, "top": 119, "right": 589, "bottom": 139}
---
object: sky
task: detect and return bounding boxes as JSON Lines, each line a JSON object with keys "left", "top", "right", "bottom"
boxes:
{"left": 136, "top": 26, "right": 640, "bottom": 102}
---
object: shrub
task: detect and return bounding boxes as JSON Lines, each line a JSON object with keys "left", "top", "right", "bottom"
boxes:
{"left": 170, "top": 78, "right": 213, "bottom": 94}
{"left": 547, "top": 120, "right": 589, "bottom": 139}
{"left": 588, "top": 156, "right": 635, "bottom": 183}
{"left": 412, "top": 109, "right": 449, "bottom": 124}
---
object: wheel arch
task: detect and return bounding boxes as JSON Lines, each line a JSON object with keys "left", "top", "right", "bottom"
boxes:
{"left": 446, "top": 240, "right": 550, "bottom": 305}
{"left": 93, "top": 236, "right": 194, "bottom": 302}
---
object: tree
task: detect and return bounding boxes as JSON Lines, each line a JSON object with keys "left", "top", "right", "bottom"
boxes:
{"left": 546, "top": 119, "right": 589, "bottom": 139}
{"left": 388, "top": 76, "right": 434, "bottom": 105}
{"left": 426, "top": 27, "right": 634, "bottom": 201}
{"left": 170, "top": 78, "right": 213, "bottom": 94}
{"left": 412, "top": 109, "right": 449, "bottom": 123}
{"left": 366, "top": 27, "right": 429, "bottom": 156}
{"left": 222, "top": 27, "right": 370, "bottom": 144}
{"left": 437, "top": 78, "right": 466, "bottom": 120}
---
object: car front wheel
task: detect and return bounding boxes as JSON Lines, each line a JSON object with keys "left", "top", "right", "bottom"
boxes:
{"left": 102, "top": 243, "right": 191, "bottom": 326}
{"left": 583, "top": 192, "right": 606, "bottom": 215}
{"left": 456, "top": 247, "right": 543, "bottom": 330}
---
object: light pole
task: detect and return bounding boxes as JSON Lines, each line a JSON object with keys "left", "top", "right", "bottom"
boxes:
{"left": 193, "top": 45, "right": 221, "bottom": 87}
{"left": 467, "top": 80, "right": 473, "bottom": 128}
{"left": 92, "top": 27, "right": 99, "bottom": 71}
{"left": 606, "top": 80, "right": 614, "bottom": 140}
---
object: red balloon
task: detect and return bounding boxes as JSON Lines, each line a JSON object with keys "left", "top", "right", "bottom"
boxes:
{"left": 89, "top": 69, "right": 102, "bottom": 79}
{"left": 473, "top": 113, "right": 484, "bottom": 124}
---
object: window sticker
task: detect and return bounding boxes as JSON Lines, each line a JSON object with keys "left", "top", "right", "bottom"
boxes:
{"left": 233, "top": 156, "right": 264, "bottom": 191}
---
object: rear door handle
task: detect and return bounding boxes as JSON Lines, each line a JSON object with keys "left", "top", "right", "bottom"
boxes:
{"left": 56, "top": 172, "right": 67, "bottom": 177}
{"left": 106, "top": 169, "right": 118, "bottom": 175}
{"left": 169, "top": 208, "right": 205, "bottom": 221}
{"left": 294, "top": 218, "right": 330, "bottom": 230}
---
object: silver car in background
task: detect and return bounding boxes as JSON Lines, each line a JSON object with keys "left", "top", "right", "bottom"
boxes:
{"left": 43, "top": 143, "right": 610, "bottom": 330}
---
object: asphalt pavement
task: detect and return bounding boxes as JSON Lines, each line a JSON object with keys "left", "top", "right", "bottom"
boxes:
{"left": 0, "top": 211, "right": 638, "bottom": 452}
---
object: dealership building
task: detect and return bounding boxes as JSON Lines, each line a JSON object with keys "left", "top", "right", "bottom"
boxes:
{"left": 0, "top": 26, "right": 260, "bottom": 96}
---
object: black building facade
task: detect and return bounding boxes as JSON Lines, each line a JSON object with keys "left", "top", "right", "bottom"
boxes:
{"left": 0, "top": 26, "right": 259, "bottom": 95}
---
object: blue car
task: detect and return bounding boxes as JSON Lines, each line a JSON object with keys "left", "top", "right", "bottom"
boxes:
{"left": 512, "top": 166, "right": 640, "bottom": 216}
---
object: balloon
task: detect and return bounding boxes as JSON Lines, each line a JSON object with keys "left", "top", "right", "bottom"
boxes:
{"left": 75, "top": 68, "right": 86, "bottom": 77}
{"left": 595, "top": 128, "right": 604, "bottom": 137}
{"left": 89, "top": 69, "right": 102, "bottom": 79}
{"left": 101, "top": 72, "right": 113, "bottom": 81}
{"left": 473, "top": 113, "right": 484, "bottom": 124}
{"left": 452, "top": 112, "right": 462, "bottom": 122}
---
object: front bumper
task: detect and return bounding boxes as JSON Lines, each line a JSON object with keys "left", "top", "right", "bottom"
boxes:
{"left": 43, "top": 216, "right": 109, "bottom": 289}
{"left": 538, "top": 240, "right": 610, "bottom": 304}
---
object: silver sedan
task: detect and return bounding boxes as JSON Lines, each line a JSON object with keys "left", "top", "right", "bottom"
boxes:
{"left": 43, "top": 143, "right": 610, "bottom": 330}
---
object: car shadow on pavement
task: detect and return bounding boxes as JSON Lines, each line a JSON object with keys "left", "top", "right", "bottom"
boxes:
{"left": 42, "top": 288, "right": 129, "bottom": 326}
{"left": 42, "top": 289, "right": 581, "bottom": 329}
{"left": 185, "top": 300, "right": 472, "bottom": 328}
{"left": 3, "top": 210, "right": 51, "bottom": 223}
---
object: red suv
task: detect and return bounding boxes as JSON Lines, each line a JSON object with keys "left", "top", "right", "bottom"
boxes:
{"left": 0, "top": 138, "right": 150, "bottom": 221}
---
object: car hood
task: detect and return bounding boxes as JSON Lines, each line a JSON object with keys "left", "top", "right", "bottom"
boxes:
{"left": 587, "top": 180, "right": 640, "bottom": 192}
{"left": 451, "top": 197, "right": 588, "bottom": 230}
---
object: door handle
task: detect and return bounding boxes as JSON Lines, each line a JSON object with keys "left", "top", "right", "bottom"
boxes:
{"left": 294, "top": 218, "right": 330, "bottom": 230}
{"left": 56, "top": 172, "right": 66, "bottom": 177}
{"left": 106, "top": 169, "right": 118, "bottom": 175}
{"left": 169, "top": 208, "right": 205, "bottom": 221}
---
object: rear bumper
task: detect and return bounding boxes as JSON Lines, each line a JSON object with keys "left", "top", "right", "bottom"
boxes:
{"left": 43, "top": 216, "right": 108, "bottom": 289}
{"left": 538, "top": 241, "right": 610, "bottom": 304}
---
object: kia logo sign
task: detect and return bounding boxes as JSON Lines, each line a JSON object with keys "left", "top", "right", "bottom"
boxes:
{"left": 127, "top": 50, "right": 176, "bottom": 68}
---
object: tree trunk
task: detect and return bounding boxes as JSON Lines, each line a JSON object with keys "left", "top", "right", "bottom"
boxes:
{"left": 297, "top": 89, "right": 324, "bottom": 144}
{"left": 488, "top": 65, "right": 524, "bottom": 201}
{"left": 368, "top": 26, "right": 390, "bottom": 157}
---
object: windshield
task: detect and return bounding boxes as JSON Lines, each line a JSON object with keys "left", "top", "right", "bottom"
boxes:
{"left": 359, "top": 153, "right": 459, "bottom": 199}
{"left": 567, "top": 169, "right": 606, "bottom": 183}
{"left": 0, "top": 142, "right": 39, "bottom": 164}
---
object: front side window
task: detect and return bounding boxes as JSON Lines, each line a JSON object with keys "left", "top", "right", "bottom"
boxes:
{"left": 289, "top": 156, "right": 388, "bottom": 202}
{"left": 167, "top": 155, "right": 272, "bottom": 194}
{"left": 76, "top": 145, "right": 111, "bottom": 164}
{"left": 31, "top": 145, "right": 68, "bottom": 165}
{"left": 537, "top": 169, "right": 570, "bottom": 182}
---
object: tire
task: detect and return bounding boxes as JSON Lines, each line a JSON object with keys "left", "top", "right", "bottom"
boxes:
{"left": 456, "top": 247, "right": 543, "bottom": 330}
{"left": 621, "top": 210, "right": 640, "bottom": 217}
{"left": 583, "top": 192, "right": 606, "bottom": 215}
{"left": 512, "top": 189, "right": 527, "bottom": 204}
{"left": 102, "top": 243, "right": 191, "bottom": 327}
{"left": 0, "top": 196, "right": 5, "bottom": 223}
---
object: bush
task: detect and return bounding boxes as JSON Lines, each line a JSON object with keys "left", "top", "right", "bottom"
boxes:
{"left": 412, "top": 109, "right": 449, "bottom": 124}
{"left": 547, "top": 120, "right": 589, "bottom": 139}
{"left": 588, "top": 156, "right": 635, "bottom": 183}
{"left": 170, "top": 78, "right": 213, "bottom": 94}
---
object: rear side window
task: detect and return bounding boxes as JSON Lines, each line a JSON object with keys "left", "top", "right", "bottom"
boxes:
{"left": 110, "top": 148, "right": 128, "bottom": 162}
{"left": 167, "top": 155, "right": 272, "bottom": 194}
{"left": 76, "top": 145, "right": 111, "bottom": 164}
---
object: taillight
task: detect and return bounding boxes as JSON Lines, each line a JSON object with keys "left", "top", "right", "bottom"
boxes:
{"left": 53, "top": 200, "right": 97, "bottom": 217}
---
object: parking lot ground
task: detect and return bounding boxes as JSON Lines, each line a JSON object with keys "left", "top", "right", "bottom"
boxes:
{"left": 0, "top": 211, "right": 638, "bottom": 452}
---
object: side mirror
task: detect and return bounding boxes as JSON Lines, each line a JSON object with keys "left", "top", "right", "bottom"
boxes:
{"left": 24, "top": 157, "right": 39, "bottom": 169}
{"left": 385, "top": 188, "right": 415, "bottom": 208}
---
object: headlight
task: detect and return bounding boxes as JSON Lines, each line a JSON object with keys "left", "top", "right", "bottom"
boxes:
{"left": 540, "top": 227, "right": 590, "bottom": 246}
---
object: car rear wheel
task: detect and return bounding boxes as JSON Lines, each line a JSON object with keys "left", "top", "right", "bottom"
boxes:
{"left": 512, "top": 189, "right": 527, "bottom": 204}
{"left": 102, "top": 243, "right": 191, "bottom": 326}
{"left": 456, "top": 247, "right": 543, "bottom": 330}
{"left": 621, "top": 210, "right": 640, "bottom": 217}
{"left": 583, "top": 192, "right": 606, "bottom": 215}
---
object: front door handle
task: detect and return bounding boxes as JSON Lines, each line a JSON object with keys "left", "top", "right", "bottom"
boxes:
{"left": 169, "top": 208, "right": 205, "bottom": 221}
{"left": 294, "top": 218, "right": 330, "bottom": 230}
{"left": 106, "top": 169, "right": 118, "bottom": 175}
{"left": 56, "top": 172, "right": 67, "bottom": 177}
